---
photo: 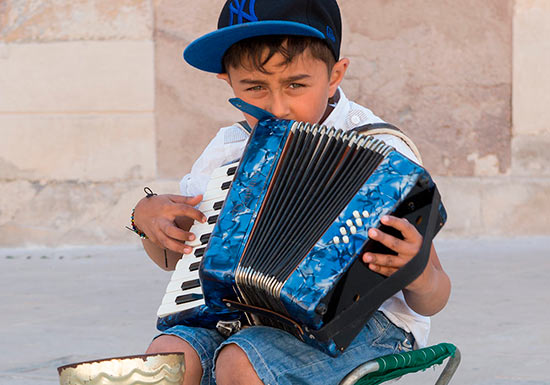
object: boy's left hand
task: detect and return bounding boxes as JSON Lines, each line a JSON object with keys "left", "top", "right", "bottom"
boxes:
{"left": 362, "top": 215, "right": 424, "bottom": 290}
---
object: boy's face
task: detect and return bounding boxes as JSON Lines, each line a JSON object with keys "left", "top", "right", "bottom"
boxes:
{"left": 218, "top": 49, "right": 349, "bottom": 127}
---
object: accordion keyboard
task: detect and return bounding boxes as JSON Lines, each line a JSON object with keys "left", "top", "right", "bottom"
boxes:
{"left": 156, "top": 161, "right": 238, "bottom": 318}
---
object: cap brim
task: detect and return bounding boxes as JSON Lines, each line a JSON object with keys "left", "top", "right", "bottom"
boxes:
{"left": 183, "top": 21, "right": 325, "bottom": 73}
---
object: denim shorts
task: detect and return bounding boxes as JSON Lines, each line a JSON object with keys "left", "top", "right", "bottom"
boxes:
{"left": 158, "top": 311, "right": 414, "bottom": 385}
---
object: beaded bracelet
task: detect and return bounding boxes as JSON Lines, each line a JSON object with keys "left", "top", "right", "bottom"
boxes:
{"left": 127, "top": 208, "right": 148, "bottom": 239}
{"left": 126, "top": 187, "right": 158, "bottom": 239}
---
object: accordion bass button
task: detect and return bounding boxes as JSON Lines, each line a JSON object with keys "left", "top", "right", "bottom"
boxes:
{"left": 333, "top": 236, "right": 340, "bottom": 244}
{"left": 315, "top": 302, "right": 328, "bottom": 316}
{"left": 339, "top": 227, "right": 347, "bottom": 235}
{"left": 342, "top": 235, "right": 350, "bottom": 244}
{"left": 350, "top": 226, "right": 357, "bottom": 234}
{"left": 353, "top": 210, "right": 361, "bottom": 218}
{"left": 346, "top": 219, "right": 353, "bottom": 227}
{"left": 355, "top": 218, "right": 363, "bottom": 227}
{"left": 362, "top": 210, "right": 370, "bottom": 218}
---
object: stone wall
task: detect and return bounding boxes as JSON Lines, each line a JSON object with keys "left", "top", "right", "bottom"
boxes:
{"left": 0, "top": 0, "right": 548, "bottom": 246}
{"left": 0, "top": 0, "right": 163, "bottom": 246}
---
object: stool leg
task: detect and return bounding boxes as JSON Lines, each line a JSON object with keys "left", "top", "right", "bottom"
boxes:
{"left": 435, "top": 348, "right": 461, "bottom": 385}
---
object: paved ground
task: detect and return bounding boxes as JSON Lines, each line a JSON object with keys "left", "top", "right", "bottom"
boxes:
{"left": 1, "top": 237, "right": 549, "bottom": 385}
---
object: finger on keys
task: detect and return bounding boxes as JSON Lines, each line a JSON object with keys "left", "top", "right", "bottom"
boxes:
{"left": 160, "top": 233, "right": 191, "bottom": 255}
{"left": 164, "top": 223, "right": 196, "bottom": 243}
{"left": 169, "top": 194, "right": 202, "bottom": 206}
{"left": 170, "top": 194, "right": 207, "bottom": 223}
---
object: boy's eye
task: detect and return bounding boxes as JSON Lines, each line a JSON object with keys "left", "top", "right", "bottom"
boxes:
{"left": 289, "top": 83, "right": 305, "bottom": 89}
{"left": 246, "top": 85, "right": 264, "bottom": 91}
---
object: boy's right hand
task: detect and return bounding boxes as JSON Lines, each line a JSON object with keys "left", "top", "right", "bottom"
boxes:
{"left": 133, "top": 194, "right": 206, "bottom": 255}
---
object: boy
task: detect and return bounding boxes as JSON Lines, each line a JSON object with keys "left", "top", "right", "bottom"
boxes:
{"left": 132, "top": 1, "right": 451, "bottom": 384}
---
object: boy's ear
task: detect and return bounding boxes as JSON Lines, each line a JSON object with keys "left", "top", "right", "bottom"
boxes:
{"left": 328, "top": 58, "right": 350, "bottom": 98}
{"left": 216, "top": 72, "right": 231, "bottom": 86}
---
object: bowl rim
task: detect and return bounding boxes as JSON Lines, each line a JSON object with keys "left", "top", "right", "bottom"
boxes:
{"left": 57, "top": 352, "right": 185, "bottom": 374}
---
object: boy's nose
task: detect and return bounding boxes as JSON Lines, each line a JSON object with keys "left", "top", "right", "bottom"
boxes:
{"left": 267, "top": 94, "right": 291, "bottom": 119}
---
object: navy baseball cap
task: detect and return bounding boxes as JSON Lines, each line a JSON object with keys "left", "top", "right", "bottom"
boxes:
{"left": 183, "top": 0, "right": 342, "bottom": 73}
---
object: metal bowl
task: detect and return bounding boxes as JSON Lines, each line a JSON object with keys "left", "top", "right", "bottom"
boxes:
{"left": 57, "top": 352, "right": 185, "bottom": 385}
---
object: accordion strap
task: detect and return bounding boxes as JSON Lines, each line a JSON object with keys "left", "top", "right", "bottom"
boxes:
{"left": 235, "top": 120, "right": 253, "bottom": 134}
{"left": 352, "top": 123, "right": 423, "bottom": 165}
{"left": 310, "top": 187, "right": 441, "bottom": 349}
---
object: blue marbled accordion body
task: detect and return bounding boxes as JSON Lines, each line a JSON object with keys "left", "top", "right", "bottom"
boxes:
{"left": 158, "top": 116, "right": 446, "bottom": 356}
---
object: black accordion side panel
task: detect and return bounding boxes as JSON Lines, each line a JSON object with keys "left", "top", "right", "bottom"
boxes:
{"left": 317, "top": 180, "right": 445, "bottom": 351}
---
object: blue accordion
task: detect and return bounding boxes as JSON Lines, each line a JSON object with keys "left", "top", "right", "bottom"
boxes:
{"left": 159, "top": 100, "right": 446, "bottom": 356}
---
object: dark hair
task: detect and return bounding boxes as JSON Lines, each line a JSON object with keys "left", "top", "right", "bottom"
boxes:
{"left": 222, "top": 35, "right": 336, "bottom": 74}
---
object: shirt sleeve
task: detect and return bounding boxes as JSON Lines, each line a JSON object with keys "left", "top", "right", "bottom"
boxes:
{"left": 179, "top": 129, "right": 227, "bottom": 197}
{"left": 179, "top": 124, "right": 249, "bottom": 197}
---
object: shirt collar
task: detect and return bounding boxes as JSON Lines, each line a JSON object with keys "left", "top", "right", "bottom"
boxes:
{"left": 321, "top": 87, "right": 350, "bottom": 130}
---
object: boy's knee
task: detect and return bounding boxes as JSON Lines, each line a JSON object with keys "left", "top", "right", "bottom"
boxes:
{"left": 146, "top": 335, "right": 203, "bottom": 385}
{"left": 146, "top": 334, "right": 190, "bottom": 353}
{"left": 216, "top": 344, "right": 262, "bottom": 385}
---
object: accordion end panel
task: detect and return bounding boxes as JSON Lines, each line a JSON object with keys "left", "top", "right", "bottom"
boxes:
{"left": 280, "top": 152, "right": 428, "bottom": 333}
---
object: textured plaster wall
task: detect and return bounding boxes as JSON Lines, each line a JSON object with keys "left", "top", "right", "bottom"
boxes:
{"left": 0, "top": 0, "right": 161, "bottom": 246}
{"left": 342, "top": 0, "right": 512, "bottom": 177}
{"left": 0, "top": 0, "right": 549, "bottom": 246}
{"left": 154, "top": 0, "right": 513, "bottom": 179}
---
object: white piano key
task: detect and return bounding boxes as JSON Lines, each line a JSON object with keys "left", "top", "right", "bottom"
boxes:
{"left": 205, "top": 174, "right": 231, "bottom": 193}
{"left": 210, "top": 161, "right": 239, "bottom": 179}
{"left": 174, "top": 254, "right": 193, "bottom": 270}
{"left": 203, "top": 186, "right": 231, "bottom": 202}
{"left": 198, "top": 198, "right": 225, "bottom": 213}
{"left": 202, "top": 184, "right": 235, "bottom": 201}
{"left": 165, "top": 279, "right": 183, "bottom": 294}
{"left": 201, "top": 168, "right": 236, "bottom": 202}
{"left": 186, "top": 220, "right": 216, "bottom": 247}
{"left": 167, "top": 259, "right": 200, "bottom": 280}
{"left": 164, "top": 276, "right": 200, "bottom": 294}
{"left": 161, "top": 286, "right": 203, "bottom": 305}
{"left": 157, "top": 297, "right": 206, "bottom": 317}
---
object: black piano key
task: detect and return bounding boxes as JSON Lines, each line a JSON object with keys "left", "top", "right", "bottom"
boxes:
{"left": 221, "top": 181, "right": 231, "bottom": 190}
{"left": 227, "top": 166, "right": 237, "bottom": 176}
{"left": 213, "top": 201, "right": 224, "bottom": 210}
{"left": 194, "top": 247, "right": 205, "bottom": 258}
{"left": 175, "top": 293, "right": 203, "bottom": 305}
{"left": 189, "top": 261, "right": 200, "bottom": 271}
{"left": 207, "top": 215, "right": 218, "bottom": 224}
{"left": 180, "top": 279, "right": 201, "bottom": 291}
{"left": 200, "top": 233, "right": 211, "bottom": 244}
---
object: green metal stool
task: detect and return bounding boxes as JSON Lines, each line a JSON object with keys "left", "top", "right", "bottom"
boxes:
{"left": 339, "top": 342, "right": 460, "bottom": 385}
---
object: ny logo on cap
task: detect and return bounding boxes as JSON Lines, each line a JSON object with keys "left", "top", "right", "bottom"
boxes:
{"left": 229, "top": 0, "right": 258, "bottom": 25}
